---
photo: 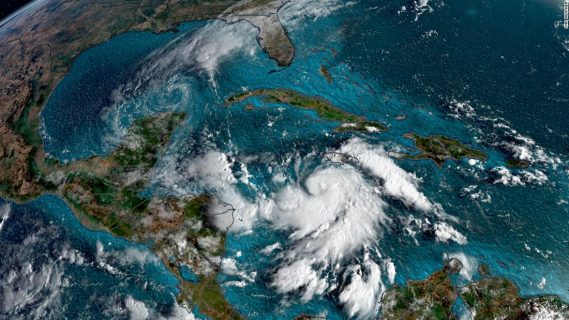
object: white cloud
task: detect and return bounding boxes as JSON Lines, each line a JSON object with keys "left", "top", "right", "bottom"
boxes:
{"left": 339, "top": 138, "right": 433, "bottom": 212}
{"left": 260, "top": 242, "right": 282, "bottom": 255}
{"left": 265, "top": 165, "right": 388, "bottom": 245}
{"left": 435, "top": 222, "right": 467, "bottom": 245}
{"left": 538, "top": 277, "right": 547, "bottom": 290}
{"left": 385, "top": 260, "right": 396, "bottom": 285}
{"left": 398, "top": 0, "right": 435, "bottom": 21}
{"left": 59, "top": 245, "right": 86, "bottom": 266}
{"left": 445, "top": 252, "right": 477, "bottom": 281}
{"left": 124, "top": 296, "right": 197, "bottom": 320}
{"left": 223, "top": 280, "right": 248, "bottom": 288}
{"left": 126, "top": 296, "right": 150, "bottom": 320}
{"left": 134, "top": 20, "right": 259, "bottom": 87}
{"left": 220, "top": 258, "right": 256, "bottom": 283}
{"left": 266, "top": 165, "right": 388, "bottom": 312}
{"left": 271, "top": 259, "right": 330, "bottom": 302}
{"left": 0, "top": 202, "right": 11, "bottom": 233}
{"left": 0, "top": 262, "right": 64, "bottom": 318}
{"left": 338, "top": 251, "right": 384, "bottom": 319}
{"left": 491, "top": 166, "right": 549, "bottom": 186}
{"left": 279, "top": 0, "right": 351, "bottom": 29}
{"left": 94, "top": 241, "right": 161, "bottom": 276}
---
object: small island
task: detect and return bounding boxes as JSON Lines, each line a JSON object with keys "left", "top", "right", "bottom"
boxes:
{"left": 506, "top": 158, "right": 531, "bottom": 169}
{"left": 226, "top": 88, "right": 388, "bottom": 133}
{"left": 320, "top": 65, "right": 333, "bottom": 83}
{"left": 404, "top": 133, "right": 486, "bottom": 167}
{"left": 381, "top": 259, "right": 569, "bottom": 320}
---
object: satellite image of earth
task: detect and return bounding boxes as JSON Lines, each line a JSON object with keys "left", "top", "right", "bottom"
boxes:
{"left": 1, "top": 0, "right": 569, "bottom": 319}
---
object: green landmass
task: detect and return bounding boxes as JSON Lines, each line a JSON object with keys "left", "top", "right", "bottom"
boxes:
{"left": 506, "top": 158, "right": 531, "bottom": 169}
{"left": 5, "top": 112, "right": 240, "bottom": 319}
{"left": 460, "top": 277, "right": 569, "bottom": 319}
{"left": 226, "top": 88, "right": 388, "bottom": 132}
{"left": 381, "top": 259, "right": 460, "bottom": 320}
{"left": 381, "top": 259, "right": 569, "bottom": 320}
{"left": 180, "top": 275, "right": 242, "bottom": 319}
{"left": 60, "top": 113, "right": 186, "bottom": 235}
{"left": 404, "top": 133, "right": 486, "bottom": 167}
{"left": 477, "top": 264, "right": 490, "bottom": 277}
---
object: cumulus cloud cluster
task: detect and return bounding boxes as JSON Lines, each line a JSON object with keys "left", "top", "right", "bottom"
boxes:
{"left": 445, "top": 99, "right": 565, "bottom": 187}
{"left": 0, "top": 202, "right": 10, "bottom": 233}
{"left": 0, "top": 260, "right": 64, "bottom": 319}
{"left": 117, "top": 0, "right": 349, "bottom": 91}
{"left": 447, "top": 100, "right": 562, "bottom": 167}
{"left": 398, "top": 0, "right": 435, "bottom": 21}
{"left": 266, "top": 164, "right": 388, "bottom": 311}
{"left": 339, "top": 138, "right": 433, "bottom": 212}
{"left": 279, "top": 0, "right": 353, "bottom": 29}
{"left": 124, "top": 296, "right": 196, "bottom": 320}
{"left": 491, "top": 166, "right": 549, "bottom": 186}
{"left": 0, "top": 223, "right": 67, "bottom": 320}
{"left": 339, "top": 251, "right": 384, "bottom": 318}
{"left": 135, "top": 20, "right": 259, "bottom": 87}
{"left": 152, "top": 137, "right": 466, "bottom": 318}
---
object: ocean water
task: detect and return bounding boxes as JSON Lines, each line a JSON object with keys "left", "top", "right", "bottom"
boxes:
{"left": 340, "top": 0, "right": 569, "bottom": 154}
{"left": 4, "top": 0, "right": 569, "bottom": 319}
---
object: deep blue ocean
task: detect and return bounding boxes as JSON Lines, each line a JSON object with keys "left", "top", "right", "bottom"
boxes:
{"left": 3, "top": 0, "right": 569, "bottom": 319}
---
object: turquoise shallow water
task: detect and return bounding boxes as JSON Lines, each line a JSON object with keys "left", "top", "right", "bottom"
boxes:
{"left": 4, "top": 0, "right": 569, "bottom": 318}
